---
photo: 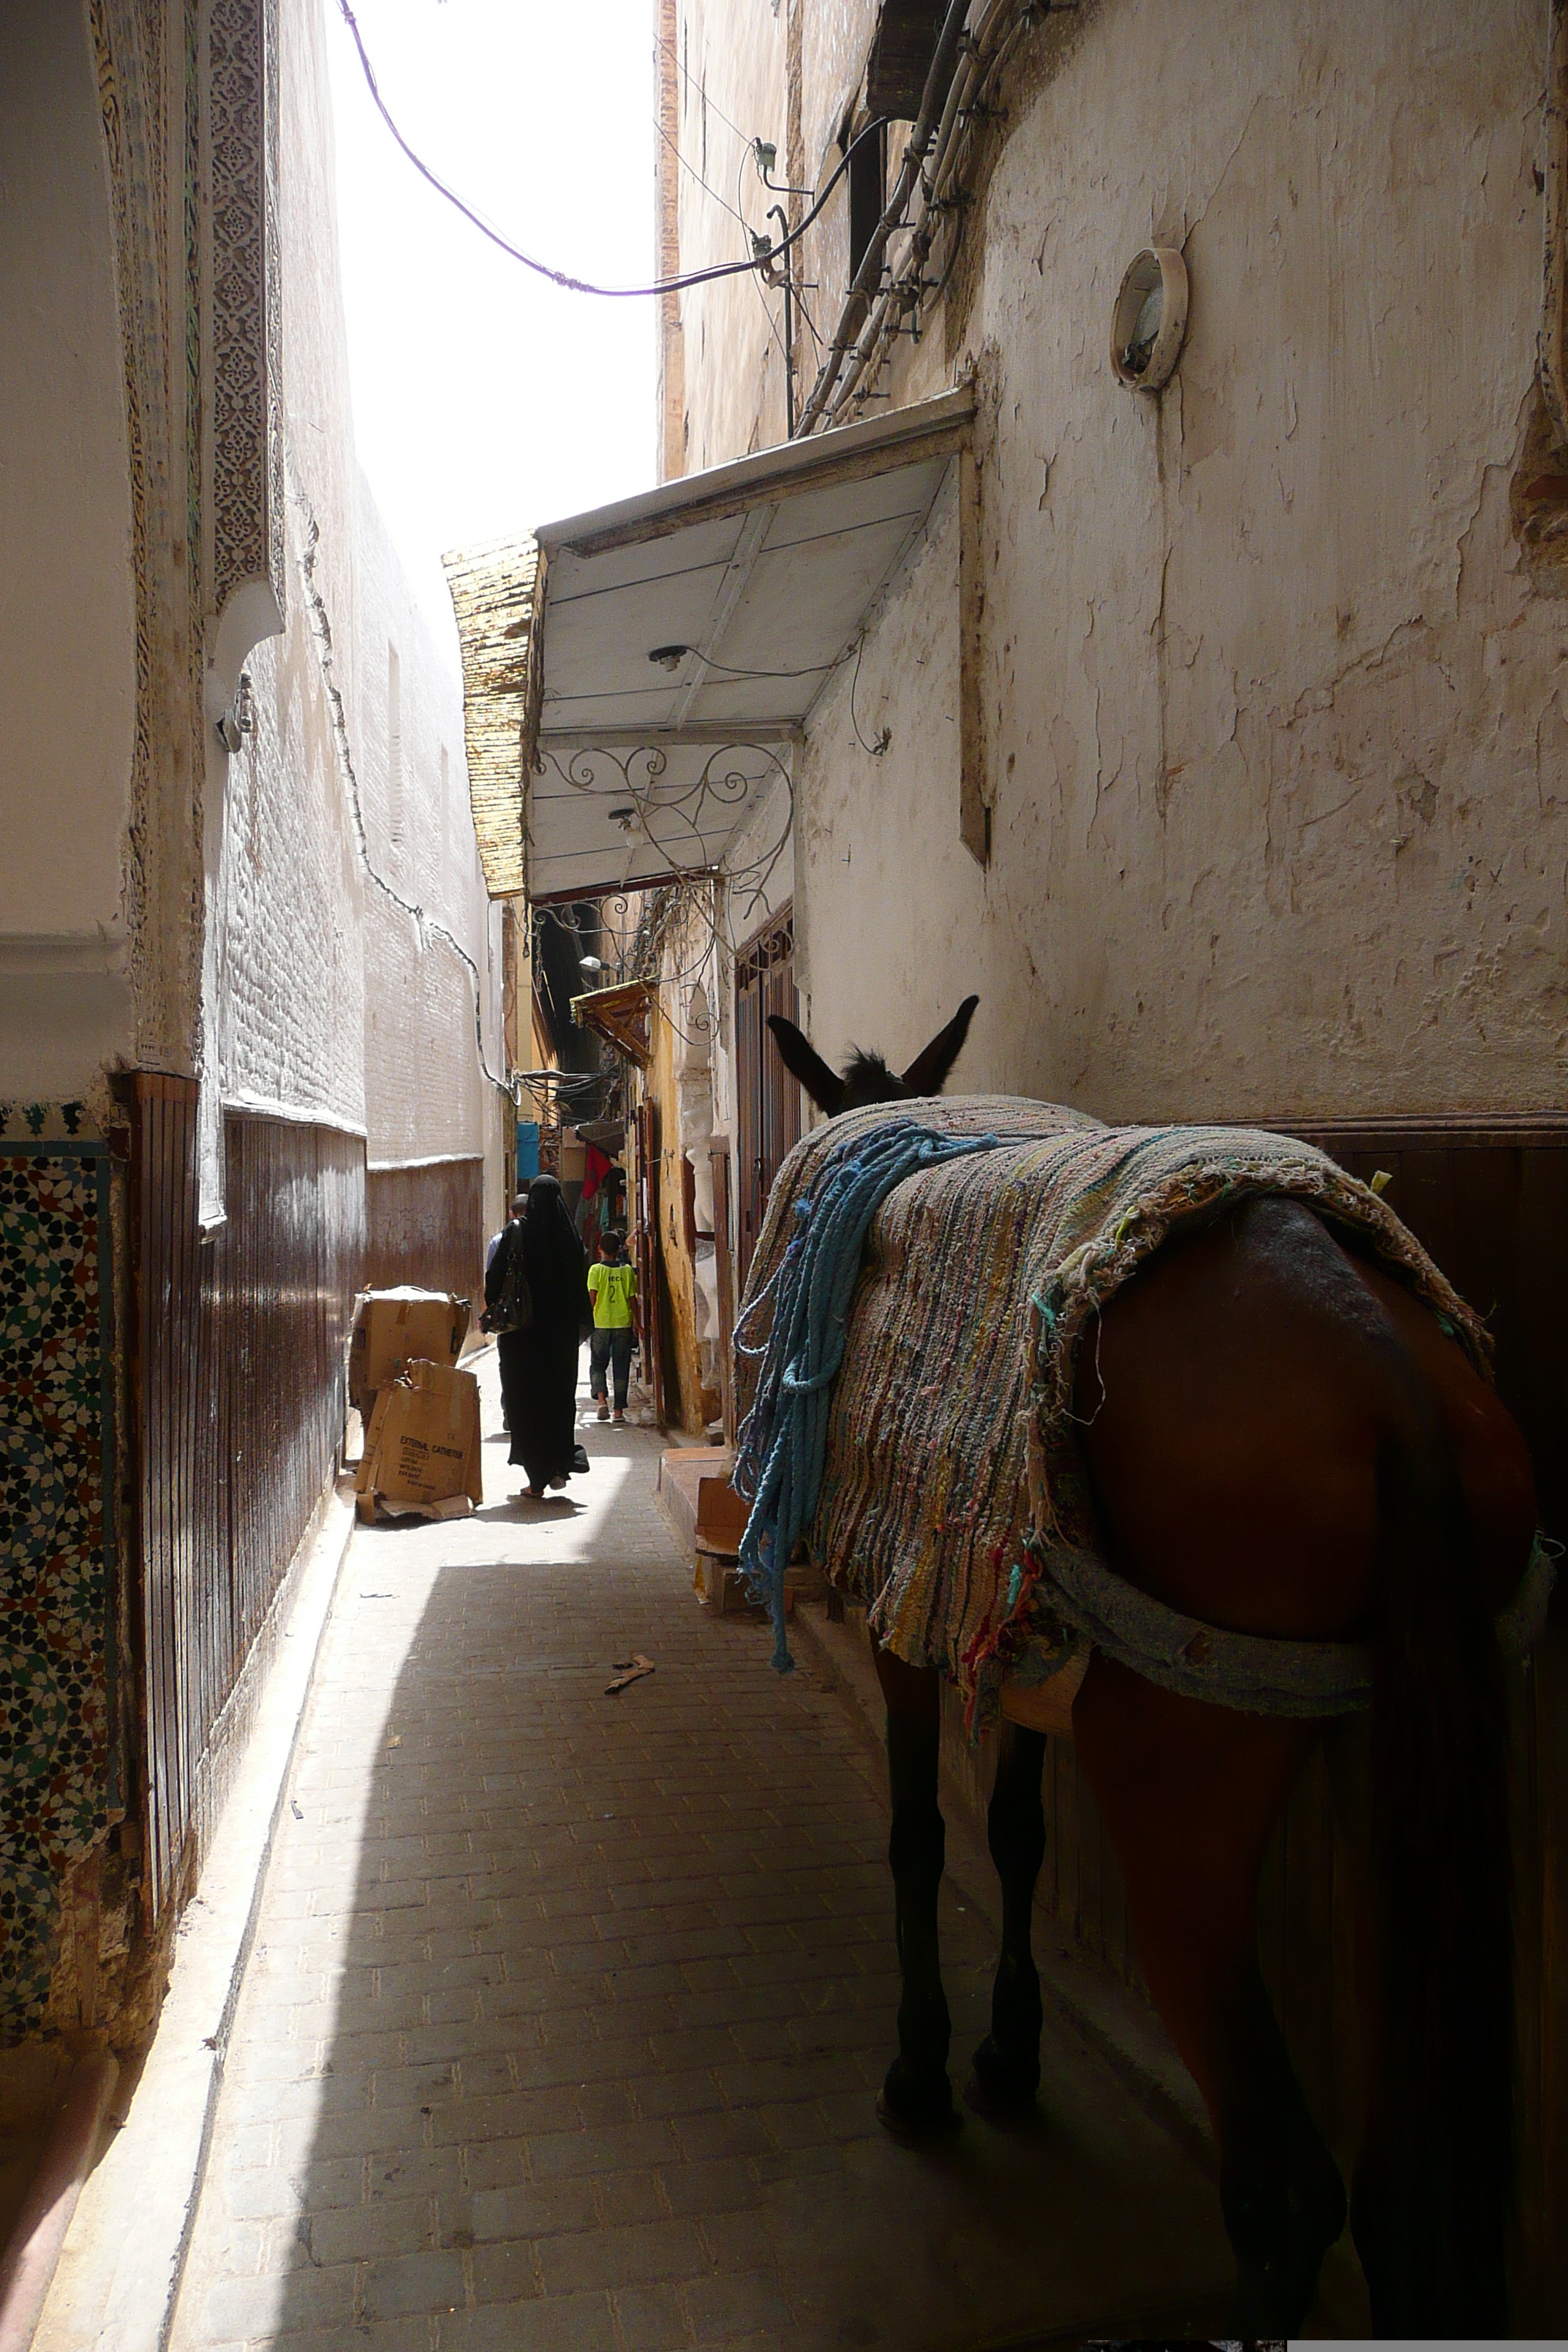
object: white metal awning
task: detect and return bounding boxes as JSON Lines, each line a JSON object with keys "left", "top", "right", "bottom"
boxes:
{"left": 445, "top": 384, "right": 972, "bottom": 903}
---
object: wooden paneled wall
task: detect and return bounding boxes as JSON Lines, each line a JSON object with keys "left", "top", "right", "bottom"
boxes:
{"left": 365, "top": 1157, "right": 484, "bottom": 1315}
{"left": 1013, "top": 1126, "right": 1568, "bottom": 2324}
{"left": 129, "top": 1082, "right": 365, "bottom": 1919}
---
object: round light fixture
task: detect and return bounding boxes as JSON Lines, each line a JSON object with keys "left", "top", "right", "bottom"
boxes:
{"left": 648, "top": 644, "right": 690, "bottom": 671}
{"left": 1110, "top": 246, "right": 1188, "bottom": 391}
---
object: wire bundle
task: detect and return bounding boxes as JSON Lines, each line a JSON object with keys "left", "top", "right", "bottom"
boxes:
{"left": 796, "top": 0, "right": 1042, "bottom": 436}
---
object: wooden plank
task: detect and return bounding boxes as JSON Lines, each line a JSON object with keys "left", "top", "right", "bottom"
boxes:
{"left": 364, "top": 1155, "right": 484, "bottom": 1308}
{"left": 959, "top": 441, "right": 990, "bottom": 867}
{"left": 1510, "top": 1148, "right": 1568, "bottom": 1544}
{"left": 130, "top": 1098, "right": 369, "bottom": 1920}
{"left": 709, "top": 1146, "right": 736, "bottom": 1444}
{"left": 1520, "top": 1624, "right": 1568, "bottom": 2323}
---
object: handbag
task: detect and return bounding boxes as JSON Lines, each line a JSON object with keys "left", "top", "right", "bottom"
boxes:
{"left": 480, "top": 1225, "right": 533, "bottom": 1336}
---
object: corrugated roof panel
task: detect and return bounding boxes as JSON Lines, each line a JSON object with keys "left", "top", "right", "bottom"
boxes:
{"left": 445, "top": 388, "right": 973, "bottom": 902}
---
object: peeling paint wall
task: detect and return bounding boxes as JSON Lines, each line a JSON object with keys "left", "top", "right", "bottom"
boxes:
{"left": 792, "top": 0, "right": 1567, "bottom": 1124}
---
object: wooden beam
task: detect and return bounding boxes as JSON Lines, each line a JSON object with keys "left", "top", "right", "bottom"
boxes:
{"left": 959, "top": 441, "right": 990, "bottom": 867}
{"left": 1545, "top": 0, "right": 1568, "bottom": 447}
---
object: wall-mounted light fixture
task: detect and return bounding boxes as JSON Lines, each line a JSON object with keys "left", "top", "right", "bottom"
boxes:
{"left": 1110, "top": 246, "right": 1188, "bottom": 391}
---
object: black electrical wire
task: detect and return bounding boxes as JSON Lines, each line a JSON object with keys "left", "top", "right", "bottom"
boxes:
{"left": 336, "top": 0, "right": 884, "bottom": 302}
{"left": 676, "top": 649, "right": 845, "bottom": 681}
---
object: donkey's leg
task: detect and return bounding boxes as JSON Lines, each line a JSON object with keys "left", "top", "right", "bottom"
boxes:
{"left": 970, "top": 1719, "right": 1047, "bottom": 2114}
{"left": 872, "top": 1641, "right": 957, "bottom": 2133}
{"left": 1074, "top": 1654, "right": 1346, "bottom": 2335}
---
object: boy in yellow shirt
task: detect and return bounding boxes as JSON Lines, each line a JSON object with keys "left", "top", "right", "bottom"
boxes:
{"left": 587, "top": 1229, "right": 638, "bottom": 1422}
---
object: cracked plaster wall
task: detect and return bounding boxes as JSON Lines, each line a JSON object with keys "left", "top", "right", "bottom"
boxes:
{"left": 796, "top": 0, "right": 1567, "bottom": 1122}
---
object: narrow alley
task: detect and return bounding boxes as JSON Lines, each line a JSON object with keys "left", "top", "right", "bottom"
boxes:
{"left": 8, "top": 3, "right": 1568, "bottom": 2340}
{"left": 169, "top": 1349, "right": 1231, "bottom": 2352}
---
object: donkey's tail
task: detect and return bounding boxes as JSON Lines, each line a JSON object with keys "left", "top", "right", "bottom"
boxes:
{"left": 1352, "top": 1362, "right": 1513, "bottom": 2334}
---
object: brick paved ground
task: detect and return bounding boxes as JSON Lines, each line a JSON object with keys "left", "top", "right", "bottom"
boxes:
{"left": 171, "top": 1349, "right": 1232, "bottom": 2352}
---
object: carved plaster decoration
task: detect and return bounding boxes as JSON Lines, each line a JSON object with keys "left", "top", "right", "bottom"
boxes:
{"left": 91, "top": 0, "right": 203, "bottom": 1073}
{"left": 205, "top": 0, "right": 286, "bottom": 715}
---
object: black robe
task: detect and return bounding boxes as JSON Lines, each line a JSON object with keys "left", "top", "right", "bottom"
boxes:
{"left": 486, "top": 1180, "right": 588, "bottom": 1490}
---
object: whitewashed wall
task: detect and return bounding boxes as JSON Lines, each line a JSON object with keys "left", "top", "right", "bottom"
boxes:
{"left": 211, "top": 0, "right": 503, "bottom": 1214}
{"left": 353, "top": 472, "right": 505, "bottom": 1195}
{"left": 0, "top": 0, "right": 137, "bottom": 1100}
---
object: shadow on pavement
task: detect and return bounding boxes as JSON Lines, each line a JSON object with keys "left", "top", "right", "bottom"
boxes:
{"left": 184, "top": 1370, "right": 1235, "bottom": 2352}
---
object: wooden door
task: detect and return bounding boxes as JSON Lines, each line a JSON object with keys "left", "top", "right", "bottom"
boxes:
{"left": 734, "top": 906, "right": 803, "bottom": 1294}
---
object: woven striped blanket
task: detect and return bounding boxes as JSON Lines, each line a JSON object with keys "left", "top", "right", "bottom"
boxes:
{"left": 735, "top": 1096, "right": 1489, "bottom": 1727}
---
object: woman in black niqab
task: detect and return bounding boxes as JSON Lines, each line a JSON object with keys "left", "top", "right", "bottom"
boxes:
{"left": 486, "top": 1173, "right": 589, "bottom": 1496}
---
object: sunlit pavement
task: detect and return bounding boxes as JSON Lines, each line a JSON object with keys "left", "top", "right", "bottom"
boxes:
{"left": 170, "top": 1346, "right": 1231, "bottom": 2352}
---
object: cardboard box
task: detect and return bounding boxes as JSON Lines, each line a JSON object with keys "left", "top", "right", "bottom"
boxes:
{"left": 349, "top": 1287, "right": 470, "bottom": 1417}
{"left": 355, "top": 1359, "right": 483, "bottom": 1521}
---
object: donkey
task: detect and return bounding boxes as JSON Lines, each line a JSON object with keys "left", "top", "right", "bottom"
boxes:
{"left": 766, "top": 998, "right": 1536, "bottom": 2338}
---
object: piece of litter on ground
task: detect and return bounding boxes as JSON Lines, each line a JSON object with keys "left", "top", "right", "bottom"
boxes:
{"left": 605, "top": 1654, "right": 655, "bottom": 1695}
{"left": 290, "top": 1799, "right": 304, "bottom": 1820}
{"left": 385, "top": 1735, "right": 402, "bottom": 1747}
{"left": 360, "top": 1591, "right": 393, "bottom": 1599}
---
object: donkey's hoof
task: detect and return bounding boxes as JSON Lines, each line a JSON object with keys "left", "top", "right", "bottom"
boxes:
{"left": 964, "top": 2034, "right": 1040, "bottom": 2122}
{"left": 876, "top": 2057, "right": 960, "bottom": 2143}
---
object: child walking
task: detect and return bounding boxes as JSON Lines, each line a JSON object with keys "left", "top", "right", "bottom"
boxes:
{"left": 587, "top": 1229, "right": 638, "bottom": 1422}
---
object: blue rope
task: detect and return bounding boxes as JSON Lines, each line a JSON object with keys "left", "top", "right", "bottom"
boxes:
{"left": 732, "top": 1118, "right": 1001, "bottom": 1673}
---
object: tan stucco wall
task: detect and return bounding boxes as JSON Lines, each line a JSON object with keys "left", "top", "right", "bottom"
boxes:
{"left": 0, "top": 0, "right": 137, "bottom": 1096}
{"left": 788, "top": 0, "right": 1567, "bottom": 1123}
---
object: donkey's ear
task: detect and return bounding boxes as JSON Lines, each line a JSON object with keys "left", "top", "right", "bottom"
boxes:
{"left": 900, "top": 995, "right": 979, "bottom": 1097}
{"left": 767, "top": 1014, "right": 845, "bottom": 1116}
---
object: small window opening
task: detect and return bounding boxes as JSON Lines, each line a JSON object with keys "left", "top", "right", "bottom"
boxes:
{"left": 847, "top": 118, "right": 887, "bottom": 286}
